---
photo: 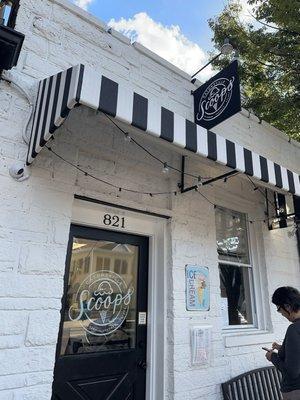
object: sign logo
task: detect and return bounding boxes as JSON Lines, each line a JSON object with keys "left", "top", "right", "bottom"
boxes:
{"left": 196, "top": 76, "right": 234, "bottom": 123}
{"left": 69, "top": 271, "right": 134, "bottom": 336}
{"left": 193, "top": 61, "right": 241, "bottom": 130}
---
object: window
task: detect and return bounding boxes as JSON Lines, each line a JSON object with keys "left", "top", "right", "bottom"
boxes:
{"left": 96, "top": 257, "right": 103, "bottom": 271}
{"left": 121, "top": 260, "right": 128, "bottom": 274}
{"left": 215, "top": 206, "right": 255, "bottom": 328}
{"left": 104, "top": 257, "right": 110, "bottom": 268}
{"left": 77, "top": 258, "right": 83, "bottom": 274}
{"left": 84, "top": 257, "right": 90, "bottom": 273}
{"left": 114, "top": 259, "right": 121, "bottom": 273}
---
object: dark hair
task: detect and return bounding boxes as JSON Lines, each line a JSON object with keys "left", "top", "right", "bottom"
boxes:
{"left": 272, "top": 287, "right": 300, "bottom": 312}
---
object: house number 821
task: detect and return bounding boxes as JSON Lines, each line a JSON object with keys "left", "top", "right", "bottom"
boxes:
{"left": 103, "top": 214, "right": 125, "bottom": 228}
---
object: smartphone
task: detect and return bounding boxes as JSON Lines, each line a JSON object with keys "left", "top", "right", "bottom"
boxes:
{"left": 262, "top": 347, "right": 271, "bottom": 352}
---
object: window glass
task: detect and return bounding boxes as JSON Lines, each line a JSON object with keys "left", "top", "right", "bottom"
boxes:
{"left": 219, "top": 264, "right": 253, "bottom": 325}
{"left": 215, "top": 207, "right": 249, "bottom": 264}
{"left": 60, "top": 238, "right": 138, "bottom": 355}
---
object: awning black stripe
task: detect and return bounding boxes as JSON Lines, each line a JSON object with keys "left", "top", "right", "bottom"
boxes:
{"left": 39, "top": 76, "right": 54, "bottom": 148}
{"left": 31, "top": 79, "right": 47, "bottom": 158}
{"left": 76, "top": 64, "right": 85, "bottom": 103}
{"left": 49, "top": 72, "right": 62, "bottom": 134}
{"left": 226, "top": 139, "right": 236, "bottom": 169}
{"left": 244, "top": 148, "right": 253, "bottom": 176}
{"left": 207, "top": 131, "right": 217, "bottom": 161}
{"left": 132, "top": 93, "right": 148, "bottom": 131}
{"left": 260, "top": 156, "right": 269, "bottom": 182}
{"left": 160, "top": 107, "right": 174, "bottom": 142}
{"left": 185, "top": 120, "right": 197, "bottom": 152}
{"left": 27, "top": 81, "right": 42, "bottom": 162}
{"left": 99, "top": 76, "right": 118, "bottom": 117}
{"left": 61, "top": 67, "right": 73, "bottom": 118}
{"left": 274, "top": 163, "right": 283, "bottom": 188}
{"left": 287, "top": 170, "right": 295, "bottom": 194}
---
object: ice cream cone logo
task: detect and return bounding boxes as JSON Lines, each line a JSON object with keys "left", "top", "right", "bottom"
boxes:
{"left": 197, "top": 276, "right": 207, "bottom": 305}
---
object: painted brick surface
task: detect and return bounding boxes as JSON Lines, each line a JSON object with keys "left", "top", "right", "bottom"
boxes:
{"left": 0, "top": 0, "right": 299, "bottom": 398}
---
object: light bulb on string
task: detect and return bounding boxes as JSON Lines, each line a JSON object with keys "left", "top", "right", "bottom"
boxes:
{"left": 124, "top": 133, "right": 131, "bottom": 142}
{"left": 197, "top": 176, "right": 203, "bottom": 187}
{"left": 162, "top": 162, "right": 169, "bottom": 174}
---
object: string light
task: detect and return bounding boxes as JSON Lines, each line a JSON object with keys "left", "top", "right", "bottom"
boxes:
{"left": 246, "top": 175, "right": 276, "bottom": 211}
{"left": 162, "top": 163, "right": 169, "bottom": 174}
{"left": 46, "top": 145, "right": 281, "bottom": 225}
{"left": 197, "top": 176, "right": 203, "bottom": 187}
{"left": 103, "top": 112, "right": 210, "bottom": 181}
{"left": 124, "top": 133, "right": 131, "bottom": 142}
{"left": 44, "top": 112, "right": 290, "bottom": 227}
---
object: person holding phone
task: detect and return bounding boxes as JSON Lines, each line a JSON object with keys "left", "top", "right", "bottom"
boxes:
{"left": 265, "top": 287, "right": 300, "bottom": 400}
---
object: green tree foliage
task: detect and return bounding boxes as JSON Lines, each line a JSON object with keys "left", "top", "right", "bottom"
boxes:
{"left": 209, "top": 0, "right": 300, "bottom": 141}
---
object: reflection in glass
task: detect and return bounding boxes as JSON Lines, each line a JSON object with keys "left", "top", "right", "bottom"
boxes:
{"left": 60, "top": 238, "right": 138, "bottom": 356}
{"left": 215, "top": 207, "right": 249, "bottom": 264}
{"left": 219, "top": 264, "right": 253, "bottom": 325}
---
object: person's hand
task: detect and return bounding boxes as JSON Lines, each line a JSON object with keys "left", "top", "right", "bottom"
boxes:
{"left": 265, "top": 350, "right": 273, "bottom": 362}
{"left": 272, "top": 342, "right": 282, "bottom": 351}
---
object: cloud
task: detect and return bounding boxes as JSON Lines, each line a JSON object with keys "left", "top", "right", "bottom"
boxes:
{"left": 237, "top": 0, "right": 253, "bottom": 23}
{"left": 109, "top": 12, "right": 213, "bottom": 81}
{"left": 73, "top": 0, "right": 93, "bottom": 11}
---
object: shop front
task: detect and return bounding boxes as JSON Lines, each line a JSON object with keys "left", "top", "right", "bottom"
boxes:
{"left": 0, "top": 1, "right": 299, "bottom": 399}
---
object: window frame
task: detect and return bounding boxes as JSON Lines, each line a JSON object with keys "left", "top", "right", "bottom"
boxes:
{"left": 215, "top": 204, "right": 265, "bottom": 332}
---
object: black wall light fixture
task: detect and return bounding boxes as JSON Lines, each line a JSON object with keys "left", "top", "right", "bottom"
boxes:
{"left": 0, "top": 23, "right": 24, "bottom": 71}
{"left": 0, "top": 1, "right": 24, "bottom": 72}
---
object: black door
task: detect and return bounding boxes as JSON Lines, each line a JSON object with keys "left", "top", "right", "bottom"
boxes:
{"left": 52, "top": 224, "right": 149, "bottom": 400}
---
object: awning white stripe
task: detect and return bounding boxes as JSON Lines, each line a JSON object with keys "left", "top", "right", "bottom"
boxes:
{"left": 293, "top": 172, "right": 300, "bottom": 196}
{"left": 216, "top": 135, "right": 227, "bottom": 165}
{"left": 173, "top": 113, "right": 186, "bottom": 148}
{"left": 281, "top": 167, "right": 290, "bottom": 192}
{"left": 252, "top": 152, "right": 261, "bottom": 181}
{"left": 116, "top": 85, "right": 134, "bottom": 125}
{"left": 235, "top": 143, "right": 245, "bottom": 173}
{"left": 267, "top": 159, "right": 276, "bottom": 186}
{"left": 80, "top": 68, "right": 101, "bottom": 110}
{"left": 196, "top": 125, "right": 208, "bottom": 158}
{"left": 147, "top": 99, "right": 161, "bottom": 137}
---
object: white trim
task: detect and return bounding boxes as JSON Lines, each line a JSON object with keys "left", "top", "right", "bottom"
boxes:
{"left": 224, "top": 331, "right": 277, "bottom": 348}
{"left": 71, "top": 198, "right": 167, "bottom": 400}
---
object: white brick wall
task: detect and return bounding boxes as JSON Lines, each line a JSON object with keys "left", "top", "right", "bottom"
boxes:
{"left": 0, "top": 0, "right": 299, "bottom": 398}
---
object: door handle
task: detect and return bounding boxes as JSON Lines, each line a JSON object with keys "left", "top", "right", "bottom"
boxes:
{"left": 138, "top": 360, "right": 147, "bottom": 370}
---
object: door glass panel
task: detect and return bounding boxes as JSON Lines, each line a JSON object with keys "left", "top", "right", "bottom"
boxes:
{"left": 60, "top": 237, "right": 138, "bottom": 356}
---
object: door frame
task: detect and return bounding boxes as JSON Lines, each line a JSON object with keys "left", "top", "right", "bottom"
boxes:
{"left": 70, "top": 197, "right": 168, "bottom": 400}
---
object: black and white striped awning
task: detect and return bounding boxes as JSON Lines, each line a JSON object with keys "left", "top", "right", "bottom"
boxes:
{"left": 26, "top": 64, "right": 300, "bottom": 196}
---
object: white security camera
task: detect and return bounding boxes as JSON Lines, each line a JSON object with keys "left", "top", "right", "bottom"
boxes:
{"left": 9, "top": 161, "right": 30, "bottom": 182}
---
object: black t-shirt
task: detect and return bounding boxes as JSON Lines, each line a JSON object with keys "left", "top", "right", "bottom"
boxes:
{"left": 271, "top": 318, "right": 300, "bottom": 393}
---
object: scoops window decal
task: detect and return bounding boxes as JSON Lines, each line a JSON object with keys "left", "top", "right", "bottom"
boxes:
{"left": 68, "top": 271, "right": 134, "bottom": 337}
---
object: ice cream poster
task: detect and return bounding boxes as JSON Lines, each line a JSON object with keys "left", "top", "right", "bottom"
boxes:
{"left": 186, "top": 266, "right": 210, "bottom": 311}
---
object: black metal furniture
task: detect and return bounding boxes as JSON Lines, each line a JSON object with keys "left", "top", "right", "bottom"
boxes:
{"left": 222, "top": 366, "right": 283, "bottom": 400}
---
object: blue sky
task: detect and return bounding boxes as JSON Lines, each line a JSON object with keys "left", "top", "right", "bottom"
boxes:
{"left": 73, "top": 0, "right": 249, "bottom": 80}
{"left": 86, "top": 0, "right": 226, "bottom": 52}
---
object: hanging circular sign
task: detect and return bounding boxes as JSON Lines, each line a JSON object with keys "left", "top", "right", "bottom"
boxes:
{"left": 69, "top": 270, "right": 134, "bottom": 336}
{"left": 196, "top": 76, "right": 235, "bottom": 123}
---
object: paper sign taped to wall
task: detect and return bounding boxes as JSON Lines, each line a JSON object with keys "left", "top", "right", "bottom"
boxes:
{"left": 190, "top": 325, "right": 212, "bottom": 366}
